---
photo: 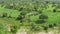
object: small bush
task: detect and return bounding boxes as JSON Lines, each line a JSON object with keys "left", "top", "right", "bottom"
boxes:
{"left": 30, "top": 25, "right": 40, "bottom": 31}
{"left": 2, "top": 12, "right": 7, "bottom": 17}
{"left": 38, "top": 10, "right": 42, "bottom": 14}
{"left": 5, "top": 5, "right": 13, "bottom": 9}
{"left": 16, "top": 15, "right": 23, "bottom": 20}
{"left": 36, "top": 19, "right": 46, "bottom": 24}
{"left": 8, "top": 16, "right": 12, "bottom": 18}
{"left": 53, "top": 9, "right": 57, "bottom": 12}
{"left": 45, "top": 1, "right": 49, "bottom": 4}
{"left": 43, "top": 26, "right": 48, "bottom": 30}
{"left": 20, "top": 12, "right": 26, "bottom": 16}
{"left": 49, "top": 24, "right": 53, "bottom": 28}
{"left": 53, "top": 23, "right": 57, "bottom": 26}
{"left": 33, "top": 7, "right": 37, "bottom": 11}
{"left": 43, "top": 26, "right": 48, "bottom": 32}
{"left": 39, "top": 14, "right": 48, "bottom": 19}
{"left": 18, "top": 7, "right": 23, "bottom": 11}
{"left": 11, "top": 25, "right": 17, "bottom": 33}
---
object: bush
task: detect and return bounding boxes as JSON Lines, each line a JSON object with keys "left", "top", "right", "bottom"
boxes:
{"left": 39, "top": 14, "right": 48, "bottom": 19}
{"left": 20, "top": 12, "right": 26, "bottom": 16}
{"left": 48, "top": 24, "right": 53, "bottom": 28}
{"left": 53, "top": 9, "right": 57, "bottom": 12}
{"left": 38, "top": 10, "right": 42, "bottom": 14}
{"left": 2, "top": 12, "right": 7, "bottom": 17}
{"left": 53, "top": 23, "right": 57, "bottom": 26}
{"left": 8, "top": 16, "right": 12, "bottom": 18}
{"left": 4, "top": 5, "right": 13, "bottom": 9}
{"left": 16, "top": 15, "right": 23, "bottom": 20}
{"left": 18, "top": 7, "right": 23, "bottom": 11}
{"left": 43, "top": 26, "right": 48, "bottom": 32}
{"left": 36, "top": 19, "right": 46, "bottom": 24}
{"left": 43, "top": 26, "right": 48, "bottom": 30}
{"left": 33, "top": 7, "right": 37, "bottom": 11}
{"left": 45, "top": 1, "right": 49, "bottom": 4}
{"left": 11, "top": 25, "right": 17, "bottom": 33}
{"left": 30, "top": 25, "right": 40, "bottom": 31}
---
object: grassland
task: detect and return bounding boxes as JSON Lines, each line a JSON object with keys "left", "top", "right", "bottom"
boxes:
{"left": 0, "top": 0, "right": 60, "bottom": 34}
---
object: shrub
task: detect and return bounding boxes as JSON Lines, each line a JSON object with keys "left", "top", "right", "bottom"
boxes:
{"left": 43, "top": 26, "right": 48, "bottom": 30}
{"left": 20, "top": 12, "right": 26, "bottom": 16}
{"left": 22, "top": 18, "right": 30, "bottom": 22}
{"left": 33, "top": 7, "right": 37, "bottom": 11}
{"left": 49, "top": 24, "right": 53, "bottom": 28}
{"left": 36, "top": 19, "right": 46, "bottom": 24}
{"left": 9, "top": 6, "right": 13, "bottom": 9}
{"left": 8, "top": 16, "right": 12, "bottom": 18}
{"left": 45, "top": 1, "right": 49, "bottom": 4}
{"left": 18, "top": 7, "right": 23, "bottom": 11}
{"left": 30, "top": 25, "right": 40, "bottom": 31}
{"left": 43, "top": 26, "right": 48, "bottom": 32}
{"left": 2, "top": 12, "right": 7, "bottom": 17}
{"left": 53, "top": 23, "right": 57, "bottom": 26}
{"left": 53, "top": 9, "right": 57, "bottom": 12}
{"left": 38, "top": 10, "right": 42, "bottom": 14}
{"left": 11, "top": 25, "right": 17, "bottom": 33}
{"left": 16, "top": 15, "right": 23, "bottom": 20}
{"left": 39, "top": 14, "right": 48, "bottom": 19}
{"left": 4, "top": 5, "right": 13, "bottom": 9}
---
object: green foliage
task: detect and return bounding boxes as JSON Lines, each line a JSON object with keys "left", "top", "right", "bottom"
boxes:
{"left": 0, "top": 23, "right": 11, "bottom": 34}
{"left": 53, "top": 23, "right": 57, "bottom": 26}
{"left": 17, "top": 15, "right": 23, "bottom": 20}
{"left": 30, "top": 25, "right": 41, "bottom": 31}
{"left": 0, "top": 0, "right": 60, "bottom": 34}
{"left": 43, "top": 26, "right": 48, "bottom": 30}
{"left": 2, "top": 12, "right": 7, "bottom": 17}
{"left": 53, "top": 9, "right": 57, "bottom": 12}
{"left": 39, "top": 14, "right": 48, "bottom": 19}
{"left": 48, "top": 24, "right": 53, "bottom": 28}
{"left": 11, "top": 25, "right": 18, "bottom": 34}
{"left": 36, "top": 19, "right": 46, "bottom": 24}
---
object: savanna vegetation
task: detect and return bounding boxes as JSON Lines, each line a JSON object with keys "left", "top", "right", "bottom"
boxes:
{"left": 0, "top": 0, "right": 60, "bottom": 34}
